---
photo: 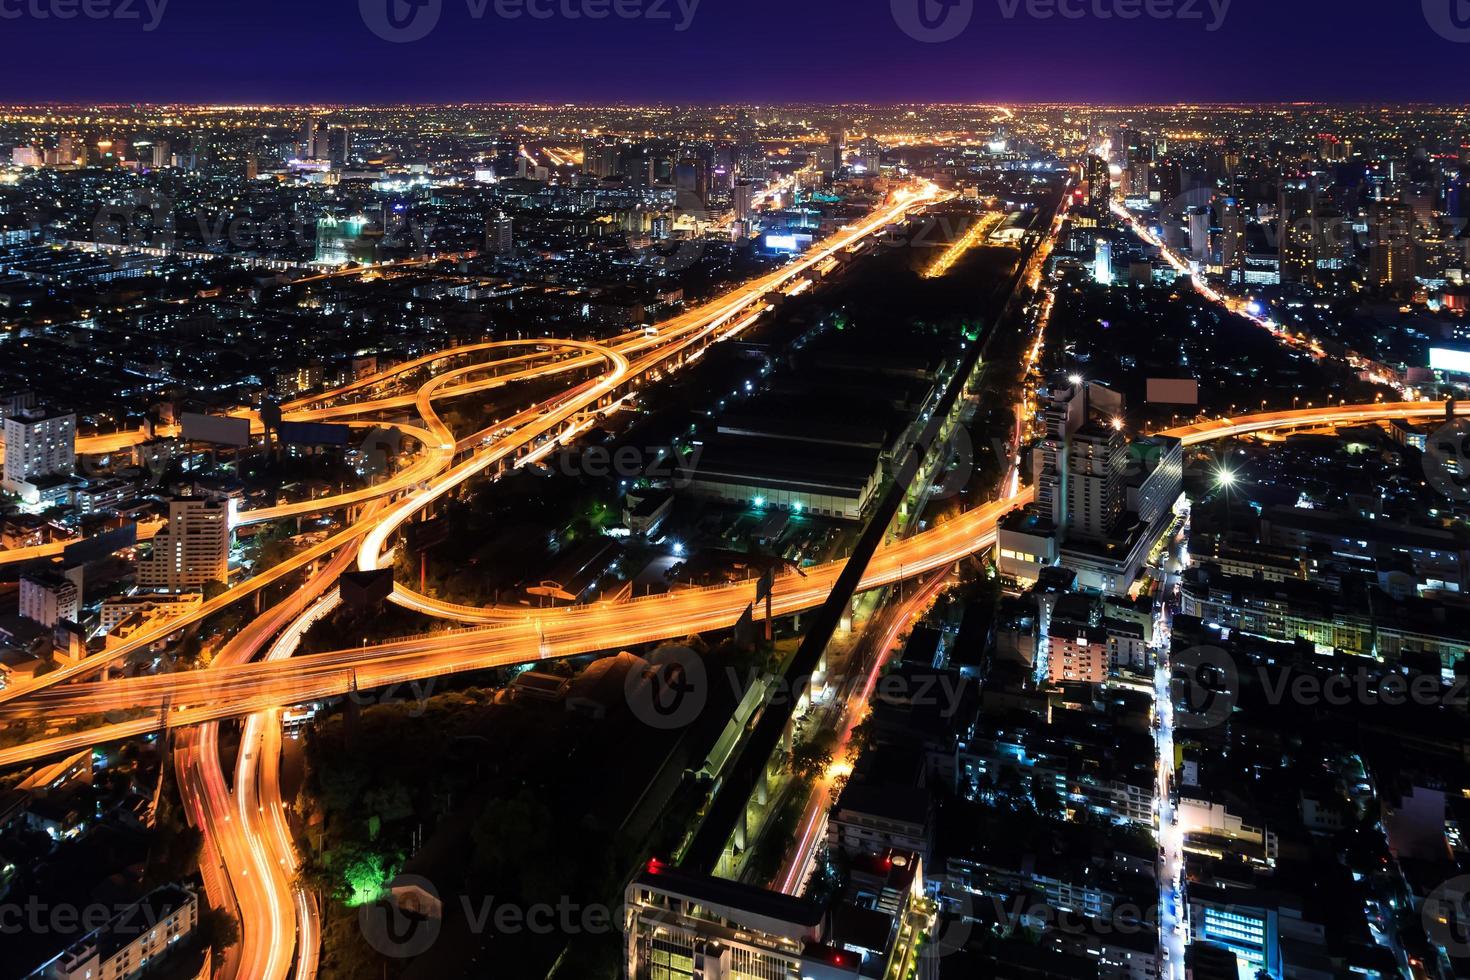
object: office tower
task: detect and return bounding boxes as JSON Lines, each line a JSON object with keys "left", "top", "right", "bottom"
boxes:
{"left": 1125, "top": 160, "right": 1150, "bottom": 200}
{"left": 486, "top": 212, "right": 514, "bottom": 256}
{"left": 151, "top": 140, "right": 170, "bottom": 168}
{"left": 734, "top": 182, "right": 754, "bottom": 222}
{"left": 674, "top": 159, "right": 708, "bottom": 206}
{"left": 1369, "top": 200, "right": 1417, "bottom": 286}
{"left": 313, "top": 126, "right": 331, "bottom": 162}
{"left": 302, "top": 119, "right": 316, "bottom": 158}
{"left": 1084, "top": 153, "right": 1111, "bottom": 212}
{"left": 1035, "top": 380, "right": 1127, "bottom": 541}
{"left": 1065, "top": 404, "right": 1129, "bottom": 541}
{"left": 57, "top": 136, "right": 80, "bottom": 166}
{"left": 1094, "top": 238, "right": 1114, "bottom": 285}
{"left": 623, "top": 855, "right": 926, "bottom": 980}
{"left": 1189, "top": 205, "right": 1213, "bottom": 263}
{"left": 1219, "top": 197, "right": 1246, "bottom": 281}
{"left": 1037, "top": 380, "right": 1087, "bottom": 530}
{"left": 582, "top": 139, "right": 619, "bottom": 179}
{"left": 852, "top": 136, "right": 882, "bottom": 173}
{"left": 19, "top": 571, "right": 81, "bottom": 629}
{"left": 137, "top": 497, "right": 230, "bottom": 591}
{"left": 1278, "top": 176, "right": 1319, "bottom": 286}
{"left": 1318, "top": 134, "right": 1349, "bottom": 162}
{"left": 2, "top": 408, "right": 76, "bottom": 495}
{"left": 333, "top": 127, "right": 352, "bottom": 167}
{"left": 736, "top": 141, "right": 764, "bottom": 178}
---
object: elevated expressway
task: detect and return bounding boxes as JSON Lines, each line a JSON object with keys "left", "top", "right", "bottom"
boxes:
{"left": 2, "top": 400, "right": 1465, "bottom": 766}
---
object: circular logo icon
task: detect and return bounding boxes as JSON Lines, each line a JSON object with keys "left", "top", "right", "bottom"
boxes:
{"left": 1424, "top": 418, "right": 1470, "bottom": 503}
{"left": 1424, "top": 0, "right": 1470, "bottom": 41}
{"left": 1424, "top": 875, "right": 1470, "bottom": 958}
{"left": 1173, "top": 646, "right": 1238, "bottom": 731}
{"left": 625, "top": 645, "right": 707, "bottom": 730}
{"left": 931, "top": 426, "right": 976, "bottom": 501}
{"left": 361, "top": 0, "right": 443, "bottom": 43}
{"left": 920, "top": 889, "right": 973, "bottom": 962}
{"left": 358, "top": 874, "right": 442, "bottom": 959}
{"left": 891, "top": 0, "right": 974, "bottom": 42}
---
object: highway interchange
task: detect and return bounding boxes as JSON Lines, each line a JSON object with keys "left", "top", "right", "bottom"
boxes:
{"left": 3, "top": 179, "right": 1464, "bottom": 979}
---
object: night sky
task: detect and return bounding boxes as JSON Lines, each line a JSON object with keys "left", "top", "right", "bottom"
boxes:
{"left": 4, "top": 0, "right": 1468, "bottom": 104}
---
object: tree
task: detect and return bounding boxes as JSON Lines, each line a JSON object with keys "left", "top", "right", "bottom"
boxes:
{"left": 196, "top": 907, "right": 239, "bottom": 958}
{"left": 791, "top": 731, "right": 837, "bottom": 783}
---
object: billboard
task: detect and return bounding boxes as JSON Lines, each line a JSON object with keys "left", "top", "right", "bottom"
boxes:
{"left": 1146, "top": 379, "right": 1201, "bottom": 406}
{"left": 278, "top": 421, "right": 352, "bottom": 447}
{"left": 1430, "top": 348, "right": 1470, "bottom": 375}
{"left": 181, "top": 412, "right": 251, "bottom": 448}
{"left": 764, "top": 233, "right": 813, "bottom": 254}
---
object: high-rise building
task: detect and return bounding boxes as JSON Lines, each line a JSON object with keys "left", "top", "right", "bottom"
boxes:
{"left": 19, "top": 570, "right": 81, "bottom": 628}
{"left": 136, "top": 497, "right": 230, "bottom": 591}
{"left": 1369, "top": 200, "right": 1417, "bottom": 287}
{"left": 623, "top": 853, "right": 928, "bottom": 980}
{"left": 151, "top": 140, "right": 171, "bottom": 168}
{"left": 582, "top": 139, "right": 619, "bottom": 179}
{"left": 1189, "top": 205, "right": 1213, "bottom": 263}
{"left": 2, "top": 407, "right": 76, "bottom": 496}
{"left": 301, "top": 119, "right": 316, "bottom": 159}
{"left": 1219, "top": 197, "right": 1246, "bottom": 282}
{"left": 1278, "top": 176, "right": 1319, "bottom": 286}
{"left": 1084, "top": 153, "right": 1111, "bottom": 212}
{"left": 1094, "top": 238, "right": 1114, "bottom": 285}
{"left": 733, "top": 182, "right": 754, "bottom": 222}
{"left": 486, "top": 212, "right": 514, "bottom": 256}
{"left": 1065, "top": 407, "right": 1129, "bottom": 542}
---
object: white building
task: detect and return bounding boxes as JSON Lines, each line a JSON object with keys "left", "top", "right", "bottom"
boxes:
{"left": 136, "top": 497, "right": 230, "bottom": 591}
{"left": 36, "top": 883, "right": 198, "bottom": 980}
{"left": 100, "top": 592, "right": 203, "bottom": 634}
{"left": 3, "top": 408, "right": 76, "bottom": 500}
{"left": 18, "top": 571, "right": 81, "bottom": 628}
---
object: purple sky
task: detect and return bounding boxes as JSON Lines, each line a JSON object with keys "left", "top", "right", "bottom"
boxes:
{"left": 3, "top": 0, "right": 1468, "bottom": 104}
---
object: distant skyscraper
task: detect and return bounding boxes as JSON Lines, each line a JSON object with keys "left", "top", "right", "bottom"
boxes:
{"left": 733, "top": 182, "right": 754, "bottom": 222}
{"left": 1369, "top": 200, "right": 1417, "bottom": 287}
{"left": 1189, "top": 206, "right": 1213, "bottom": 263}
{"left": 302, "top": 119, "right": 316, "bottom": 159}
{"left": 1278, "top": 176, "right": 1319, "bottom": 286}
{"left": 1094, "top": 238, "right": 1114, "bottom": 285}
{"left": 1084, "top": 154, "right": 1111, "bottom": 212}
{"left": 151, "top": 140, "right": 171, "bottom": 169}
{"left": 137, "top": 497, "right": 230, "bottom": 591}
{"left": 486, "top": 212, "right": 514, "bottom": 256}
{"left": 1219, "top": 197, "right": 1246, "bottom": 282}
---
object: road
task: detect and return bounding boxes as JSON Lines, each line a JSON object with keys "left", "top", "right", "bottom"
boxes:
{"left": 1, "top": 182, "right": 1459, "bottom": 978}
